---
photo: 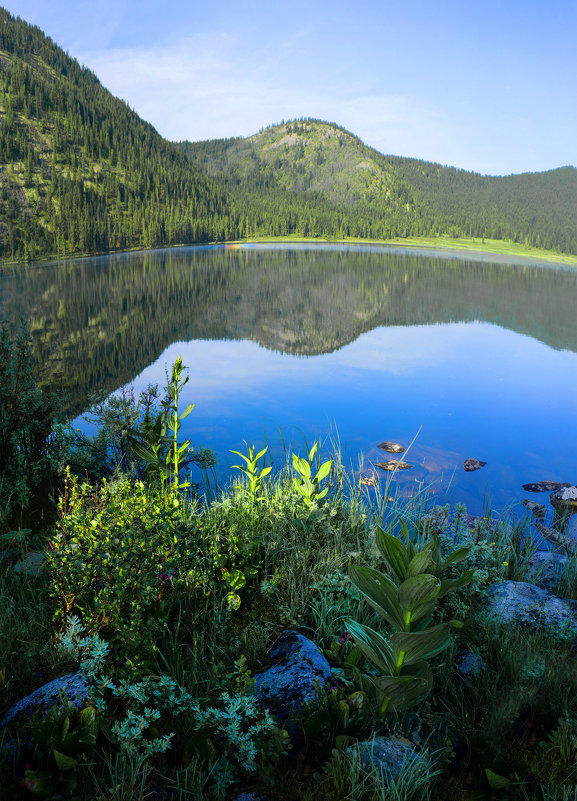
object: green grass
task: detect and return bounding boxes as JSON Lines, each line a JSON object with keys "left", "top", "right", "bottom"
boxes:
{"left": 225, "top": 234, "right": 577, "bottom": 266}
{"left": 2, "top": 452, "right": 577, "bottom": 800}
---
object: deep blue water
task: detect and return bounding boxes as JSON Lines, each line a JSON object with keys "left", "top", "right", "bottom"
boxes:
{"left": 2, "top": 242, "right": 576, "bottom": 529}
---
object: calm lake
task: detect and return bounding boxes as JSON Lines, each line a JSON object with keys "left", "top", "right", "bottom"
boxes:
{"left": 2, "top": 243, "right": 576, "bottom": 525}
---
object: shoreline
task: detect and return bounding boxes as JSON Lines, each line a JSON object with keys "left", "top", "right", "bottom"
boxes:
{"left": 1, "top": 234, "right": 576, "bottom": 270}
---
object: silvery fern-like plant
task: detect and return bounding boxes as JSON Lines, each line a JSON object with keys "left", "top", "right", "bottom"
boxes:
{"left": 346, "top": 521, "right": 475, "bottom": 716}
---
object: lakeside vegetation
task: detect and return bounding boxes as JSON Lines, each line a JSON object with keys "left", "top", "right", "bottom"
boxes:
{"left": 1, "top": 331, "right": 577, "bottom": 800}
{"left": 1, "top": 9, "right": 576, "bottom": 264}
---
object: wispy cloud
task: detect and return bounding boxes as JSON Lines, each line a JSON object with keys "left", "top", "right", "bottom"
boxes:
{"left": 79, "top": 35, "right": 446, "bottom": 161}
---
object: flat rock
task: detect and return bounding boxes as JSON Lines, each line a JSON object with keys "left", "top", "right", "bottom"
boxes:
{"left": 1, "top": 671, "right": 89, "bottom": 727}
{"left": 481, "top": 581, "right": 577, "bottom": 637}
{"left": 360, "top": 473, "right": 379, "bottom": 487}
{"left": 525, "top": 551, "right": 569, "bottom": 594}
{"left": 521, "top": 499, "right": 546, "bottom": 517}
{"left": 376, "top": 461, "right": 413, "bottom": 471}
{"left": 347, "top": 737, "right": 420, "bottom": 783}
{"left": 253, "top": 630, "right": 333, "bottom": 723}
{"left": 522, "top": 481, "right": 570, "bottom": 493}
{"left": 550, "top": 486, "right": 577, "bottom": 511}
{"left": 377, "top": 441, "right": 405, "bottom": 454}
{"left": 535, "top": 522, "right": 577, "bottom": 554}
{"left": 463, "top": 458, "right": 486, "bottom": 472}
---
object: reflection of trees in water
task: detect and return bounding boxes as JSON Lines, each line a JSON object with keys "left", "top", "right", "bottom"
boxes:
{"left": 1, "top": 246, "right": 575, "bottom": 417}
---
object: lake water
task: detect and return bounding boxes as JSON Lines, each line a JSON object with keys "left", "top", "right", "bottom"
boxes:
{"left": 1, "top": 243, "right": 576, "bottom": 526}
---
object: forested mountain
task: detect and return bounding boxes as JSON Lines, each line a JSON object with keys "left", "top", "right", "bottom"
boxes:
{"left": 0, "top": 7, "right": 575, "bottom": 262}
{"left": 0, "top": 8, "right": 245, "bottom": 260}
{"left": 179, "top": 120, "right": 577, "bottom": 255}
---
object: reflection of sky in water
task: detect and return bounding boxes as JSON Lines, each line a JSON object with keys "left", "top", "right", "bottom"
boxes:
{"left": 91, "top": 320, "right": 577, "bottom": 530}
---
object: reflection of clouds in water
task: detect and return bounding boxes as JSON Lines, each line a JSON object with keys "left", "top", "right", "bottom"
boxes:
{"left": 127, "top": 322, "right": 480, "bottom": 401}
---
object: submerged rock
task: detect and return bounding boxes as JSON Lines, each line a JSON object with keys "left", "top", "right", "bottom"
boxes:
{"left": 463, "top": 458, "right": 486, "bottom": 472}
{"left": 521, "top": 499, "right": 546, "bottom": 517}
{"left": 522, "top": 480, "right": 570, "bottom": 493}
{"left": 377, "top": 441, "right": 405, "bottom": 454}
{"left": 1, "top": 672, "right": 89, "bottom": 727}
{"left": 253, "top": 630, "right": 333, "bottom": 724}
{"left": 360, "top": 473, "right": 379, "bottom": 487}
{"left": 376, "top": 461, "right": 413, "bottom": 471}
{"left": 347, "top": 737, "right": 421, "bottom": 783}
{"left": 481, "top": 581, "right": 577, "bottom": 638}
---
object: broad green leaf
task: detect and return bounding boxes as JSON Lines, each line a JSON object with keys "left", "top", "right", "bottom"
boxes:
{"left": 255, "top": 446, "right": 268, "bottom": 461}
{"left": 438, "top": 569, "right": 475, "bottom": 598}
{"left": 344, "top": 619, "right": 395, "bottom": 673}
{"left": 180, "top": 403, "right": 195, "bottom": 419}
{"left": 293, "top": 454, "right": 311, "bottom": 479}
{"left": 408, "top": 602, "right": 436, "bottom": 627}
{"left": 316, "top": 487, "right": 329, "bottom": 500}
{"left": 230, "top": 450, "right": 251, "bottom": 466}
{"left": 398, "top": 574, "right": 441, "bottom": 613}
{"left": 53, "top": 749, "right": 79, "bottom": 771}
{"left": 314, "top": 460, "right": 332, "bottom": 483}
{"left": 373, "top": 674, "right": 431, "bottom": 712}
{"left": 260, "top": 466, "right": 272, "bottom": 478}
{"left": 375, "top": 528, "right": 409, "bottom": 584}
{"left": 78, "top": 706, "right": 99, "bottom": 743}
{"left": 308, "top": 441, "right": 318, "bottom": 461}
{"left": 222, "top": 568, "right": 246, "bottom": 591}
{"left": 440, "top": 546, "right": 472, "bottom": 568}
{"left": 348, "top": 565, "right": 405, "bottom": 629}
{"left": 391, "top": 624, "right": 451, "bottom": 666}
{"left": 485, "top": 769, "right": 511, "bottom": 790}
{"left": 407, "top": 550, "right": 435, "bottom": 577}
{"left": 130, "top": 439, "right": 157, "bottom": 463}
{"left": 226, "top": 591, "right": 241, "bottom": 611}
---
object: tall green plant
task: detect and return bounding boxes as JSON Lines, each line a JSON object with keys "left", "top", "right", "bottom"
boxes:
{"left": 292, "top": 441, "right": 332, "bottom": 507}
{"left": 230, "top": 443, "right": 272, "bottom": 503}
{"left": 129, "top": 357, "right": 194, "bottom": 492}
{"left": 346, "top": 522, "right": 475, "bottom": 716}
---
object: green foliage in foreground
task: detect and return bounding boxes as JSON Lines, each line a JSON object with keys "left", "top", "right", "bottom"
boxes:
{"left": 346, "top": 524, "right": 474, "bottom": 716}
{"left": 3, "top": 350, "right": 577, "bottom": 800}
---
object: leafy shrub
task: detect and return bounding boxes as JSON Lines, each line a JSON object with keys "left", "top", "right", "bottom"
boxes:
{"left": 48, "top": 471, "right": 209, "bottom": 650}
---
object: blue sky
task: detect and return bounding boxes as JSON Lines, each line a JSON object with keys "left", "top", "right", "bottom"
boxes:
{"left": 3, "top": 0, "right": 576, "bottom": 175}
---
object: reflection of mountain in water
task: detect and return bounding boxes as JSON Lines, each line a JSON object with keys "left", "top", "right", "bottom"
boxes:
{"left": 1, "top": 245, "right": 576, "bottom": 416}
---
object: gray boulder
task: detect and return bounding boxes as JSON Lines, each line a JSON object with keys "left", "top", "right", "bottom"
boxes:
{"left": 1, "top": 671, "right": 89, "bottom": 727}
{"left": 253, "top": 630, "right": 334, "bottom": 723}
{"left": 550, "top": 486, "right": 577, "bottom": 512}
{"left": 348, "top": 737, "right": 420, "bottom": 783}
{"left": 525, "top": 551, "right": 570, "bottom": 594}
{"left": 481, "top": 581, "right": 577, "bottom": 638}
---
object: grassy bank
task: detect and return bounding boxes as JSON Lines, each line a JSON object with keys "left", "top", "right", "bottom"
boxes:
{"left": 2, "top": 234, "right": 576, "bottom": 270}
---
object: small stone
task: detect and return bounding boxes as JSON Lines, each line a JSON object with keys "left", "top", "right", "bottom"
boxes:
{"left": 376, "top": 461, "right": 413, "bottom": 471}
{"left": 361, "top": 473, "right": 379, "bottom": 486}
{"left": 347, "top": 737, "right": 421, "bottom": 784}
{"left": 522, "top": 480, "right": 570, "bottom": 493}
{"left": 550, "top": 486, "right": 577, "bottom": 511}
{"left": 13, "top": 551, "right": 45, "bottom": 576}
{"left": 455, "top": 649, "right": 487, "bottom": 677}
{"left": 521, "top": 499, "right": 546, "bottom": 517}
{"left": 377, "top": 441, "right": 405, "bottom": 454}
{"left": 463, "top": 458, "right": 486, "bottom": 472}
